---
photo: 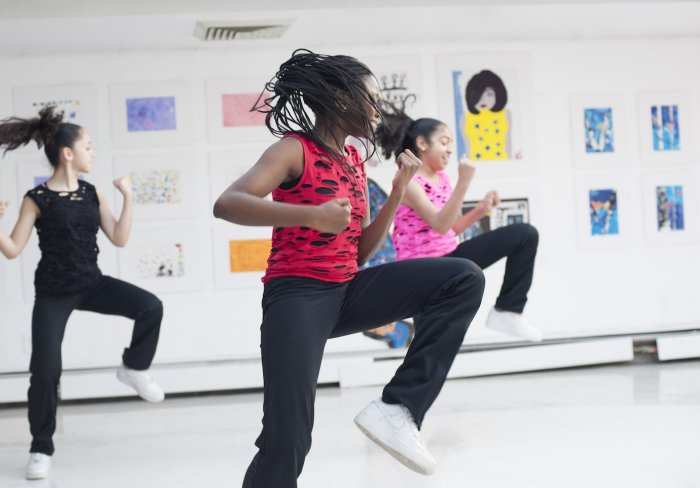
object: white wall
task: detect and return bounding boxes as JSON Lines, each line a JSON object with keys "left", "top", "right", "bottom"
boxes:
{"left": 1, "top": 4, "right": 699, "bottom": 377}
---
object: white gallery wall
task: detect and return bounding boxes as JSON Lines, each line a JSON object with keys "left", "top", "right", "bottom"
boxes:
{"left": 0, "top": 2, "right": 699, "bottom": 378}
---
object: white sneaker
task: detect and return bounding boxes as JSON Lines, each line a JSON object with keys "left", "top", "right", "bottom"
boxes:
{"left": 485, "top": 307, "right": 543, "bottom": 342}
{"left": 25, "top": 452, "right": 51, "bottom": 480}
{"left": 354, "top": 398, "right": 437, "bottom": 475}
{"left": 116, "top": 364, "right": 164, "bottom": 402}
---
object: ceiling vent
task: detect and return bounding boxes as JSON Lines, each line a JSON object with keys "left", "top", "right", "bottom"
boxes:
{"left": 195, "top": 19, "right": 294, "bottom": 41}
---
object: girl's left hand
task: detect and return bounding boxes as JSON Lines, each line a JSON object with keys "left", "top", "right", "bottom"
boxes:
{"left": 113, "top": 176, "right": 132, "bottom": 197}
{"left": 392, "top": 149, "right": 422, "bottom": 190}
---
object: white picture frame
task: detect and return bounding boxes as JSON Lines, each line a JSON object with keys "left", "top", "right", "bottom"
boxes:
{"left": 637, "top": 91, "right": 694, "bottom": 167}
{"left": 435, "top": 51, "right": 536, "bottom": 178}
{"left": 117, "top": 225, "right": 201, "bottom": 293}
{"left": 570, "top": 93, "right": 629, "bottom": 169}
{"left": 574, "top": 172, "right": 640, "bottom": 250}
{"left": 113, "top": 153, "right": 197, "bottom": 221}
{"left": 212, "top": 223, "right": 270, "bottom": 290}
{"left": 362, "top": 55, "right": 426, "bottom": 118}
{"left": 109, "top": 80, "right": 193, "bottom": 147}
{"left": 205, "top": 77, "right": 277, "bottom": 144}
{"left": 641, "top": 169, "right": 698, "bottom": 246}
{"left": 12, "top": 83, "right": 99, "bottom": 138}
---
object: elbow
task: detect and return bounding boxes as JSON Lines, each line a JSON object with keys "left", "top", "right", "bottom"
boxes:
{"left": 212, "top": 200, "right": 224, "bottom": 219}
{"left": 433, "top": 224, "right": 452, "bottom": 235}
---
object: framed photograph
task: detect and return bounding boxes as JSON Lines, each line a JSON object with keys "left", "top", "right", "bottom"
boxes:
{"left": 113, "top": 153, "right": 197, "bottom": 221}
{"left": 208, "top": 150, "right": 262, "bottom": 208}
{"left": 641, "top": 169, "right": 698, "bottom": 245}
{"left": 117, "top": 225, "right": 201, "bottom": 293}
{"left": 109, "top": 80, "right": 193, "bottom": 147}
{"left": 574, "top": 172, "right": 640, "bottom": 249}
{"left": 458, "top": 198, "right": 530, "bottom": 242}
{"left": 436, "top": 52, "right": 535, "bottom": 175}
{"left": 212, "top": 223, "right": 270, "bottom": 289}
{"left": 637, "top": 91, "right": 693, "bottom": 167}
{"left": 205, "top": 77, "right": 277, "bottom": 144}
{"left": 13, "top": 83, "right": 99, "bottom": 137}
{"left": 570, "top": 94, "right": 628, "bottom": 169}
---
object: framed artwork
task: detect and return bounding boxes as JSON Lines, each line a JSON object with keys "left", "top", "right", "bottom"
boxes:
{"left": 12, "top": 83, "right": 99, "bottom": 137}
{"left": 458, "top": 198, "right": 530, "bottom": 242}
{"left": 208, "top": 150, "right": 262, "bottom": 208}
{"left": 113, "top": 153, "right": 197, "bottom": 221}
{"left": 362, "top": 55, "right": 425, "bottom": 118}
{"left": 212, "top": 224, "right": 270, "bottom": 289}
{"left": 205, "top": 78, "right": 276, "bottom": 144}
{"left": 570, "top": 94, "right": 628, "bottom": 169}
{"left": 117, "top": 225, "right": 201, "bottom": 293}
{"left": 574, "top": 172, "right": 640, "bottom": 249}
{"left": 109, "top": 80, "right": 193, "bottom": 147}
{"left": 641, "top": 169, "right": 698, "bottom": 245}
{"left": 637, "top": 91, "right": 693, "bottom": 166}
{"left": 436, "top": 52, "right": 535, "bottom": 174}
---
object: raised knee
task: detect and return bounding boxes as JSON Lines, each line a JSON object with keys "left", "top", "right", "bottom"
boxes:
{"left": 520, "top": 223, "right": 539, "bottom": 244}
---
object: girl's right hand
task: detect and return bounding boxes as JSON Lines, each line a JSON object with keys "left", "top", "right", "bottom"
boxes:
{"left": 0, "top": 201, "right": 8, "bottom": 220}
{"left": 311, "top": 198, "right": 352, "bottom": 234}
{"left": 393, "top": 149, "right": 422, "bottom": 190}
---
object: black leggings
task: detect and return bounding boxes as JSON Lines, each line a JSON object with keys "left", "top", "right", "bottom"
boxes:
{"left": 242, "top": 257, "right": 485, "bottom": 488}
{"left": 28, "top": 275, "right": 163, "bottom": 455}
{"left": 446, "top": 223, "right": 538, "bottom": 313}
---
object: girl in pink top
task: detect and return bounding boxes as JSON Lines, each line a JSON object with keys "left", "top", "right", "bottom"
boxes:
{"left": 375, "top": 103, "right": 542, "bottom": 342}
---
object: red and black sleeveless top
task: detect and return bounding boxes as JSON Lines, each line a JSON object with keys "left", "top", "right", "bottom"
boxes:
{"left": 25, "top": 180, "right": 102, "bottom": 295}
{"left": 262, "top": 133, "right": 367, "bottom": 283}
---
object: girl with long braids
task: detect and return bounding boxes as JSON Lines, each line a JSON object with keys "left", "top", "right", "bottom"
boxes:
{"left": 374, "top": 101, "right": 542, "bottom": 342}
{"left": 0, "top": 107, "right": 165, "bottom": 480}
{"left": 214, "top": 49, "right": 485, "bottom": 487}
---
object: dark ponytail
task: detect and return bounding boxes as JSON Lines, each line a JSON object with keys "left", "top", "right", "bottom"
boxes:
{"left": 254, "top": 48, "right": 379, "bottom": 162}
{"left": 375, "top": 97, "right": 444, "bottom": 160}
{"left": 0, "top": 106, "right": 83, "bottom": 168}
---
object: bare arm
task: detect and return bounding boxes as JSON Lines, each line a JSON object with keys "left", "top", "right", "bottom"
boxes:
{"left": 97, "top": 177, "right": 133, "bottom": 248}
{"left": 213, "top": 138, "right": 352, "bottom": 233}
{"left": 402, "top": 156, "right": 476, "bottom": 235}
{"left": 357, "top": 150, "right": 422, "bottom": 265}
{"left": 0, "top": 197, "right": 39, "bottom": 259}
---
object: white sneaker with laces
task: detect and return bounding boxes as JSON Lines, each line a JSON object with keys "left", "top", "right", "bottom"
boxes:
{"left": 354, "top": 398, "right": 437, "bottom": 475}
{"left": 485, "top": 307, "right": 543, "bottom": 342}
{"left": 25, "top": 452, "right": 51, "bottom": 480}
{"left": 116, "top": 364, "right": 164, "bottom": 402}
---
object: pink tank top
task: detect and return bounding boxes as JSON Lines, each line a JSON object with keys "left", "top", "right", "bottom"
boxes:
{"left": 392, "top": 171, "right": 458, "bottom": 260}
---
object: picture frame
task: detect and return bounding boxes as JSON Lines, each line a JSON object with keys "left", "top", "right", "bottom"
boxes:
{"left": 12, "top": 83, "right": 99, "bottom": 138}
{"left": 574, "top": 172, "right": 640, "bottom": 250}
{"left": 113, "top": 153, "right": 197, "bottom": 221}
{"left": 208, "top": 150, "right": 262, "bottom": 208}
{"left": 435, "top": 51, "right": 536, "bottom": 177}
{"left": 637, "top": 91, "right": 694, "bottom": 167}
{"left": 570, "top": 93, "right": 629, "bottom": 169}
{"left": 205, "top": 77, "right": 276, "bottom": 144}
{"left": 212, "top": 223, "right": 270, "bottom": 289}
{"left": 117, "top": 225, "right": 201, "bottom": 293}
{"left": 641, "top": 169, "right": 698, "bottom": 246}
{"left": 109, "top": 80, "right": 193, "bottom": 147}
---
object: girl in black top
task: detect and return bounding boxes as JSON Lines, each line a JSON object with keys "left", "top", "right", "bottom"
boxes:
{"left": 0, "top": 107, "right": 164, "bottom": 480}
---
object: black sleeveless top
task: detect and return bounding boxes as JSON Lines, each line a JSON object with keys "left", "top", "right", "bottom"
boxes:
{"left": 25, "top": 180, "right": 102, "bottom": 295}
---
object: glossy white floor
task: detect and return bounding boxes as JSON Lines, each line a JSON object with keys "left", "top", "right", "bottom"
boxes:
{"left": 1, "top": 360, "right": 698, "bottom": 488}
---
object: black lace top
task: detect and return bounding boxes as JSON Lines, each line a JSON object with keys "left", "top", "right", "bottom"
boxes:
{"left": 25, "top": 180, "right": 102, "bottom": 295}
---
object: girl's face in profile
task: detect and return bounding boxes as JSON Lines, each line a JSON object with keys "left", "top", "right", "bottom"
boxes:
{"left": 345, "top": 75, "right": 381, "bottom": 139}
{"left": 420, "top": 124, "right": 454, "bottom": 172}
{"left": 477, "top": 87, "right": 497, "bottom": 111}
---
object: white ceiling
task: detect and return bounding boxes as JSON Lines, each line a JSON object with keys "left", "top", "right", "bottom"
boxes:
{"left": 0, "top": 1, "right": 698, "bottom": 56}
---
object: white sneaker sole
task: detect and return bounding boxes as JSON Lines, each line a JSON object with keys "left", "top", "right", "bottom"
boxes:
{"left": 354, "top": 414, "right": 436, "bottom": 475}
{"left": 25, "top": 472, "right": 49, "bottom": 480}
